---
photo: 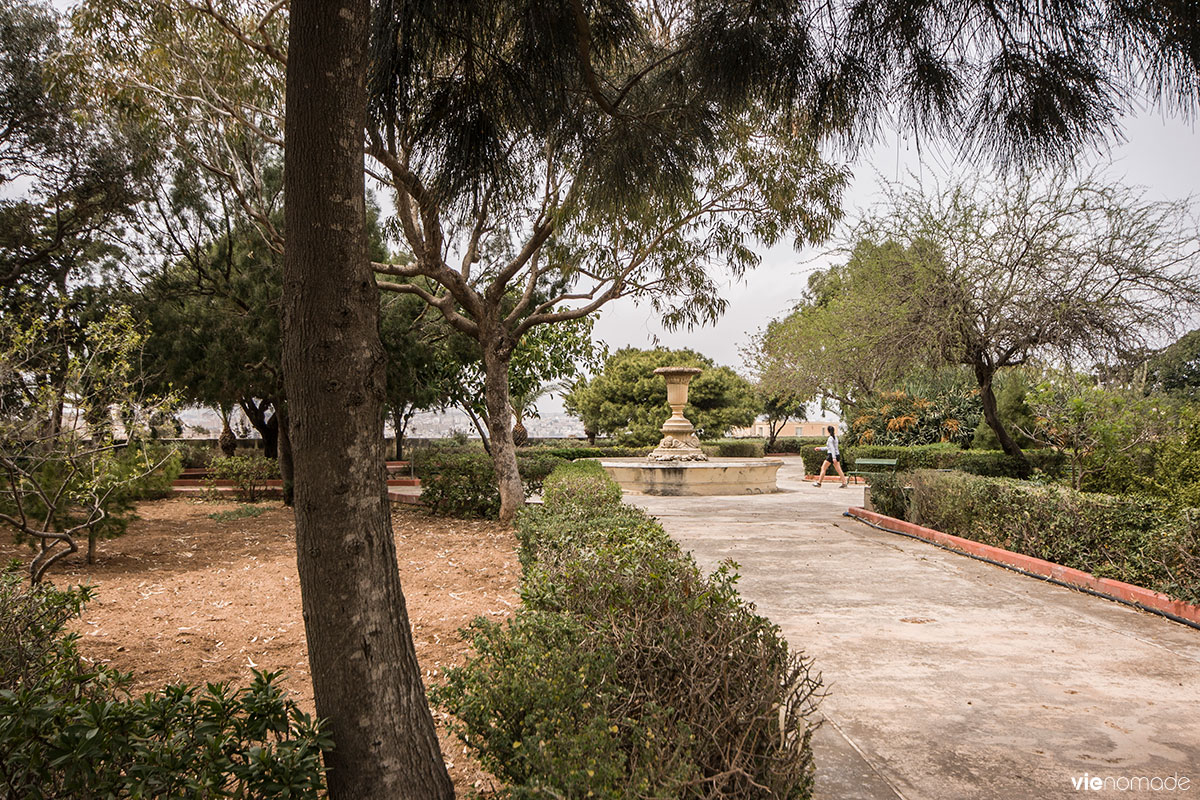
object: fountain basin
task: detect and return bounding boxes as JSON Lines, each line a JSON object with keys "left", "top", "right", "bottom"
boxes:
{"left": 600, "top": 457, "right": 783, "bottom": 496}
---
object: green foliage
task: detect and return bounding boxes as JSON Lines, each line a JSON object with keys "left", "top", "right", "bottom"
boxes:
{"left": 902, "top": 471, "right": 1200, "bottom": 605}
{"left": 866, "top": 472, "right": 909, "bottom": 519}
{"left": 971, "top": 369, "right": 1039, "bottom": 450}
{"left": 538, "top": 460, "right": 623, "bottom": 512}
{"left": 565, "top": 348, "right": 759, "bottom": 446}
{"left": 799, "top": 443, "right": 1064, "bottom": 480}
{"left": 702, "top": 439, "right": 766, "bottom": 458}
{"left": 1, "top": 305, "right": 181, "bottom": 580}
{"left": 755, "top": 240, "right": 944, "bottom": 407}
{"left": 417, "top": 452, "right": 576, "bottom": 518}
{"left": 416, "top": 452, "right": 501, "bottom": 519}
{"left": 0, "top": 567, "right": 330, "bottom": 798}
{"left": 512, "top": 453, "right": 569, "bottom": 497}
{"left": 206, "top": 455, "right": 278, "bottom": 503}
{"left": 847, "top": 388, "right": 982, "bottom": 447}
{"left": 519, "top": 445, "right": 651, "bottom": 461}
{"left": 1149, "top": 329, "right": 1200, "bottom": 400}
{"left": 1025, "top": 373, "right": 1170, "bottom": 492}
{"left": 1143, "top": 411, "right": 1200, "bottom": 509}
{"left": 435, "top": 462, "right": 822, "bottom": 797}
{"left": 765, "top": 436, "right": 825, "bottom": 454}
{"left": 207, "top": 504, "right": 266, "bottom": 522}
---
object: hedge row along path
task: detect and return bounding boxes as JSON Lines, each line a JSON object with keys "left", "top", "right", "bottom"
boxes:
{"left": 626, "top": 459, "right": 1200, "bottom": 800}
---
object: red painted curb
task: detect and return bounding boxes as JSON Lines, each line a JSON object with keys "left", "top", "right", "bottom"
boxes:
{"left": 846, "top": 506, "right": 1200, "bottom": 627}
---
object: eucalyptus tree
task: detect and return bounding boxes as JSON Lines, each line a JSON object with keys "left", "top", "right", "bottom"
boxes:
{"left": 768, "top": 173, "right": 1200, "bottom": 461}
{"left": 0, "top": 0, "right": 149, "bottom": 298}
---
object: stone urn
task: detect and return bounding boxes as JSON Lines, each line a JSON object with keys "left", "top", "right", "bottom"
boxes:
{"left": 648, "top": 366, "right": 707, "bottom": 462}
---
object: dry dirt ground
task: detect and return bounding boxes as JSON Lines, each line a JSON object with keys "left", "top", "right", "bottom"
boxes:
{"left": 0, "top": 496, "right": 520, "bottom": 794}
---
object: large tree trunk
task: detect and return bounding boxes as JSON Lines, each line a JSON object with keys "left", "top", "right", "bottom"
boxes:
{"left": 282, "top": 2, "right": 453, "bottom": 798}
{"left": 482, "top": 337, "right": 524, "bottom": 523}
{"left": 240, "top": 398, "right": 280, "bottom": 459}
{"left": 277, "top": 404, "right": 294, "bottom": 507}
{"left": 974, "top": 360, "right": 1027, "bottom": 463}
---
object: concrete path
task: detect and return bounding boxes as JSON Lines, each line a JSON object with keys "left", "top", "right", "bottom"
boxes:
{"left": 624, "top": 459, "right": 1200, "bottom": 800}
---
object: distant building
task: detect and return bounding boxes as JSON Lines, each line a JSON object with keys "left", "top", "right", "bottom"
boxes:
{"left": 730, "top": 419, "right": 830, "bottom": 439}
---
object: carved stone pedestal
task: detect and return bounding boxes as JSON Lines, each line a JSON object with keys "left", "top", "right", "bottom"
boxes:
{"left": 648, "top": 366, "right": 707, "bottom": 462}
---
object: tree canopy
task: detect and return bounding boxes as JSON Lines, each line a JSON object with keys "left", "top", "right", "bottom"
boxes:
{"left": 565, "top": 348, "right": 759, "bottom": 446}
{"left": 761, "top": 171, "right": 1200, "bottom": 459}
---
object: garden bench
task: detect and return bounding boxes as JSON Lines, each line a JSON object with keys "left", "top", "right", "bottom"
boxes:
{"left": 847, "top": 457, "right": 899, "bottom": 483}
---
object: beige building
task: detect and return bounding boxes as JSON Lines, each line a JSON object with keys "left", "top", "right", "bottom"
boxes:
{"left": 730, "top": 419, "right": 830, "bottom": 439}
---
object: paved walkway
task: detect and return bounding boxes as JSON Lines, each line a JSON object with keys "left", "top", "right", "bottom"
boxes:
{"left": 624, "top": 459, "right": 1200, "bottom": 800}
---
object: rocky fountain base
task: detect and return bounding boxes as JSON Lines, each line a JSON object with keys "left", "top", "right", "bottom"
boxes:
{"left": 599, "top": 366, "right": 782, "bottom": 496}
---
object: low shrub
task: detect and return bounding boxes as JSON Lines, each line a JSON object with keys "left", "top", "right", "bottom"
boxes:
{"left": 514, "top": 453, "right": 570, "bottom": 496}
{"left": 436, "top": 461, "right": 823, "bottom": 798}
{"left": 0, "top": 567, "right": 329, "bottom": 798}
{"left": 867, "top": 472, "right": 909, "bottom": 519}
{"left": 538, "top": 459, "right": 623, "bottom": 512}
{"left": 522, "top": 445, "right": 651, "bottom": 460}
{"left": 702, "top": 439, "right": 765, "bottom": 458}
{"left": 418, "top": 452, "right": 580, "bottom": 518}
{"left": 951, "top": 450, "right": 1030, "bottom": 478}
{"left": 416, "top": 452, "right": 500, "bottom": 518}
{"left": 765, "top": 436, "right": 824, "bottom": 454}
{"left": 902, "top": 471, "right": 1200, "bottom": 605}
{"left": 206, "top": 454, "right": 278, "bottom": 502}
{"left": 800, "top": 443, "right": 1065, "bottom": 480}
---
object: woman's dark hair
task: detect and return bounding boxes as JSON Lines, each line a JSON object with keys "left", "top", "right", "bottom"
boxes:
{"left": 827, "top": 425, "right": 836, "bottom": 437}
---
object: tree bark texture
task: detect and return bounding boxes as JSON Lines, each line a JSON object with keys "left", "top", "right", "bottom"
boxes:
{"left": 974, "top": 361, "right": 1027, "bottom": 463}
{"left": 482, "top": 336, "right": 525, "bottom": 523}
{"left": 282, "top": 2, "right": 453, "bottom": 797}
{"left": 277, "top": 403, "right": 294, "bottom": 507}
{"left": 240, "top": 398, "right": 279, "bottom": 459}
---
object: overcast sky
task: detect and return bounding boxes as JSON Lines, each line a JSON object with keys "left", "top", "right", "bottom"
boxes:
{"left": 522, "top": 112, "right": 1200, "bottom": 417}
{"left": 593, "top": 113, "right": 1200, "bottom": 371}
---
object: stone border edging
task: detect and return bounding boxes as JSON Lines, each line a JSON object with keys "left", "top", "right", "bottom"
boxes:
{"left": 846, "top": 506, "right": 1200, "bottom": 629}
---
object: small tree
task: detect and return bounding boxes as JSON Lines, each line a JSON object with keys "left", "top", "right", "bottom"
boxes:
{"left": 765, "top": 172, "right": 1200, "bottom": 463}
{"left": 1023, "top": 371, "right": 1171, "bottom": 491}
{"left": 0, "top": 305, "right": 177, "bottom": 582}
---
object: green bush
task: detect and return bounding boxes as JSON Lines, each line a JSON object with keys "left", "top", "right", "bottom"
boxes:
{"left": 903, "top": 471, "right": 1200, "bottom": 604}
{"left": 701, "top": 439, "right": 765, "bottom": 458}
{"left": 0, "top": 568, "right": 329, "bottom": 798}
{"left": 417, "top": 452, "right": 577, "bottom": 518}
{"left": 764, "top": 436, "right": 823, "bottom": 454}
{"left": 522, "top": 445, "right": 651, "bottom": 460}
{"left": 122, "top": 443, "right": 184, "bottom": 500}
{"left": 867, "top": 472, "right": 909, "bottom": 519}
{"left": 538, "top": 459, "right": 623, "bottom": 512}
{"left": 417, "top": 452, "right": 500, "bottom": 518}
{"left": 514, "top": 453, "right": 570, "bottom": 496}
{"left": 951, "top": 450, "right": 1030, "bottom": 478}
{"left": 436, "top": 460, "right": 822, "bottom": 798}
{"left": 799, "top": 443, "right": 1065, "bottom": 480}
{"left": 206, "top": 454, "right": 278, "bottom": 503}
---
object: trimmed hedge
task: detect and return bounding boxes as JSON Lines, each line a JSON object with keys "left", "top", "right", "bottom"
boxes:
{"left": 701, "top": 439, "right": 766, "bottom": 458}
{"left": 765, "top": 436, "right": 824, "bottom": 454}
{"left": 799, "top": 443, "right": 1065, "bottom": 480}
{"left": 435, "top": 461, "right": 823, "bottom": 797}
{"left": 415, "top": 452, "right": 571, "bottom": 518}
{"left": 522, "top": 445, "right": 652, "bottom": 460}
{"left": 878, "top": 470, "right": 1200, "bottom": 605}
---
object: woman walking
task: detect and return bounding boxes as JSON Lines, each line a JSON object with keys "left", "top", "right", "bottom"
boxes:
{"left": 814, "top": 425, "right": 848, "bottom": 488}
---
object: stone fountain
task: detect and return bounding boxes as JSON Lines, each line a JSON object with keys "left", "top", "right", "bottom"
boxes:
{"left": 600, "top": 366, "right": 783, "bottom": 496}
